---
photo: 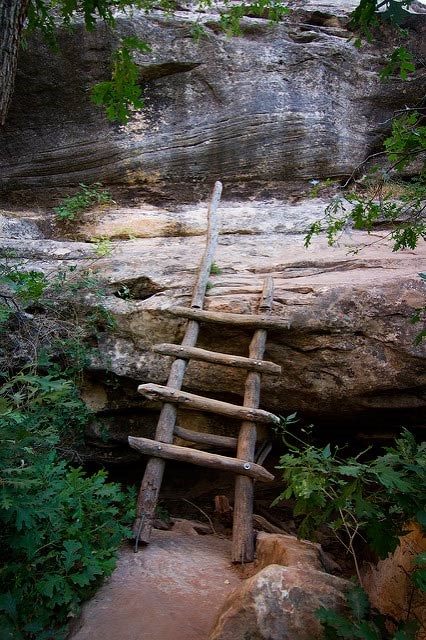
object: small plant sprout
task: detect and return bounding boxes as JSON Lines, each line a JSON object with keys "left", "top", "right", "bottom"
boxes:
{"left": 90, "top": 236, "right": 113, "bottom": 257}
{"left": 54, "top": 183, "right": 114, "bottom": 222}
{"left": 308, "top": 178, "right": 335, "bottom": 198}
{"left": 116, "top": 284, "right": 133, "bottom": 300}
{"left": 210, "top": 263, "right": 222, "bottom": 275}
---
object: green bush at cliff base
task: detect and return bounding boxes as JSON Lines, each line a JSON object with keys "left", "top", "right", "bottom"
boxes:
{"left": 317, "top": 583, "right": 419, "bottom": 639}
{"left": 274, "top": 422, "right": 426, "bottom": 638}
{"left": 0, "top": 370, "right": 135, "bottom": 640}
{"left": 274, "top": 426, "right": 426, "bottom": 561}
{"left": 0, "top": 263, "right": 134, "bottom": 639}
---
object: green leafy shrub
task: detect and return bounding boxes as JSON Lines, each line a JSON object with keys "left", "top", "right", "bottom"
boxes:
{"left": 304, "top": 39, "right": 425, "bottom": 257}
{"left": 0, "top": 260, "right": 133, "bottom": 638}
{"left": 0, "top": 267, "right": 48, "bottom": 303}
{"left": 380, "top": 46, "right": 416, "bottom": 81}
{"left": 90, "top": 236, "right": 113, "bottom": 257}
{"left": 317, "top": 584, "right": 419, "bottom": 639}
{"left": 0, "top": 259, "right": 117, "bottom": 375}
{"left": 0, "top": 369, "right": 134, "bottom": 639}
{"left": 274, "top": 426, "right": 426, "bottom": 579}
{"left": 219, "top": 0, "right": 290, "bottom": 35}
{"left": 209, "top": 262, "right": 222, "bottom": 275}
{"left": 274, "top": 423, "right": 426, "bottom": 637}
{"left": 54, "top": 183, "right": 113, "bottom": 222}
{"left": 304, "top": 176, "right": 426, "bottom": 253}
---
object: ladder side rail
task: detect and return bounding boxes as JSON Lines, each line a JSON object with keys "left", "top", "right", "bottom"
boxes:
{"left": 232, "top": 277, "right": 274, "bottom": 563}
{"left": 132, "top": 181, "right": 222, "bottom": 543}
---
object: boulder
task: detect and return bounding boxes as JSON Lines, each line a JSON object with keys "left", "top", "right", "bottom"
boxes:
{"left": 209, "top": 564, "right": 351, "bottom": 640}
{"left": 362, "top": 523, "right": 426, "bottom": 639}
{"left": 255, "top": 532, "right": 325, "bottom": 571}
{"left": 0, "top": 3, "right": 425, "bottom": 201}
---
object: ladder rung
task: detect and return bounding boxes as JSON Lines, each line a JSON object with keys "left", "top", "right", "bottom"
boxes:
{"left": 137, "top": 383, "right": 280, "bottom": 425}
{"left": 153, "top": 343, "right": 281, "bottom": 376}
{"left": 128, "top": 436, "right": 274, "bottom": 482}
{"left": 167, "top": 306, "right": 291, "bottom": 330}
{"left": 174, "top": 425, "right": 237, "bottom": 449}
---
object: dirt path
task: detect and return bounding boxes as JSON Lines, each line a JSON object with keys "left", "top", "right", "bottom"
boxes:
{"left": 69, "top": 530, "right": 242, "bottom": 640}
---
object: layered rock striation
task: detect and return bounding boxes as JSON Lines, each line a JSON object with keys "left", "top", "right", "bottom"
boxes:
{"left": 0, "top": 2, "right": 425, "bottom": 201}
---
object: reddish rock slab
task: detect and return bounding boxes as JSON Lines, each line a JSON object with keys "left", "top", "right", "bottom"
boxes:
{"left": 362, "top": 523, "right": 426, "bottom": 640}
{"left": 69, "top": 530, "right": 241, "bottom": 640}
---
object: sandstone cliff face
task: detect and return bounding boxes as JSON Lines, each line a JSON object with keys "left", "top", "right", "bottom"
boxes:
{"left": 1, "top": 200, "right": 424, "bottom": 447}
{"left": 0, "top": 2, "right": 425, "bottom": 448}
{"left": 0, "top": 2, "right": 425, "bottom": 200}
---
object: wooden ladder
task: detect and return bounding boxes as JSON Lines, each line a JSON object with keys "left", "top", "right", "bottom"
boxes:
{"left": 129, "top": 181, "right": 287, "bottom": 563}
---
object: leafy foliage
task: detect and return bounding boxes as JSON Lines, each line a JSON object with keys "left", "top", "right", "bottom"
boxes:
{"left": 317, "top": 584, "right": 419, "bottom": 639}
{"left": 0, "top": 257, "right": 117, "bottom": 380}
{"left": 209, "top": 262, "right": 222, "bottom": 275}
{"left": 21, "top": 0, "right": 292, "bottom": 124}
{"left": 349, "top": 0, "right": 414, "bottom": 44}
{"left": 274, "top": 423, "right": 426, "bottom": 635}
{"left": 305, "top": 0, "right": 425, "bottom": 261}
{"left": 304, "top": 176, "right": 426, "bottom": 252}
{"left": 219, "top": 0, "right": 290, "bottom": 35}
{"left": 90, "top": 236, "right": 114, "bottom": 257}
{"left": 54, "top": 182, "right": 113, "bottom": 222}
{"left": 0, "top": 357, "right": 133, "bottom": 638}
{"left": 274, "top": 427, "right": 426, "bottom": 567}
{"left": 91, "top": 37, "right": 151, "bottom": 124}
{"left": 308, "top": 178, "right": 336, "bottom": 198}
{"left": 0, "top": 385, "right": 134, "bottom": 638}
{"left": 18, "top": 0, "right": 422, "bottom": 129}
{"left": 26, "top": 0, "right": 118, "bottom": 48}
{"left": 380, "top": 46, "right": 415, "bottom": 81}
{"left": 304, "top": 106, "right": 426, "bottom": 253}
{"left": 0, "top": 258, "right": 132, "bottom": 638}
{"left": 384, "top": 112, "right": 426, "bottom": 172}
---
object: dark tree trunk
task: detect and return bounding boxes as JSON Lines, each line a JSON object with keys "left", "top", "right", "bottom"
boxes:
{"left": 0, "top": 0, "right": 30, "bottom": 125}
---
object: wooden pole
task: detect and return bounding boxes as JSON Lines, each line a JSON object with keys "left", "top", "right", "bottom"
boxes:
{"left": 138, "top": 383, "right": 280, "bottom": 425}
{"left": 131, "top": 181, "right": 222, "bottom": 543}
{"left": 153, "top": 343, "right": 281, "bottom": 376}
{"left": 128, "top": 437, "right": 274, "bottom": 482}
{"left": 174, "top": 425, "right": 237, "bottom": 449}
{"left": 232, "top": 277, "right": 274, "bottom": 564}
{"left": 167, "top": 306, "right": 290, "bottom": 330}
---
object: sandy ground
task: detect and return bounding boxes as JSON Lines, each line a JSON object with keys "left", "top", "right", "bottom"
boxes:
{"left": 68, "top": 530, "right": 242, "bottom": 640}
